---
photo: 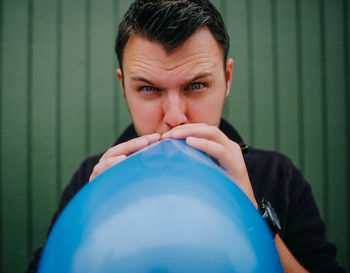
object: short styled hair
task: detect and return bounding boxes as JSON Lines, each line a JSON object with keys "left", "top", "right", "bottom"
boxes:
{"left": 115, "top": 0, "right": 230, "bottom": 71}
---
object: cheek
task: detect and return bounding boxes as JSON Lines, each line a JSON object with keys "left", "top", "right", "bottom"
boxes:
{"left": 188, "top": 95, "right": 225, "bottom": 125}
{"left": 127, "top": 98, "right": 163, "bottom": 133}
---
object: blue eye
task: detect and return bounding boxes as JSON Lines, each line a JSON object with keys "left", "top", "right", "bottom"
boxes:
{"left": 188, "top": 82, "right": 205, "bottom": 90}
{"left": 141, "top": 86, "right": 159, "bottom": 92}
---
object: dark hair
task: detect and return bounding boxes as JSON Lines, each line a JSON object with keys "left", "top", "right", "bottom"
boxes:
{"left": 115, "top": 0, "right": 230, "bottom": 71}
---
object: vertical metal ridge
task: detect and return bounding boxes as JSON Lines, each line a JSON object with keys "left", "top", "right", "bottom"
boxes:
{"left": 56, "top": 0, "right": 62, "bottom": 200}
{"left": 342, "top": 0, "right": 350, "bottom": 262}
{"left": 85, "top": 0, "right": 91, "bottom": 157}
{"left": 221, "top": 0, "right": 229, "bottom": 119}
{"left": 26, "top": 0, "right": 33, "bottom": 261}
{"left": 319, "top": 0, "right": 329, "bottom": 231}
{"left": 113, "top": 0, "right": 119, "bottom": 136}
{"left": 295, "top": 0, "right": 305, "bottom": 172}
{"left": 0, "top": 0, "right": 3, "bottom": 269}
{"left": 246, "top": 0, "right": 255, "bottom": 146}
{"left": 271, "top": 0, "right": 279, "bottom": 151}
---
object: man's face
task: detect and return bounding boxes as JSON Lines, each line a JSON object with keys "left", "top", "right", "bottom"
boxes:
{"left": 117, "top": 27, "right": 233, "bottom": 136}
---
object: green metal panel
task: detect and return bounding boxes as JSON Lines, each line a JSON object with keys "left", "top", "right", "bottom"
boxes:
{"left": 0, "top": 0, "right": 30, "bottom": 272}
{"left": 299, "top": 0, "right": 326, "bottom": 219}
{"left": 59, "top": 0, "right": 88, "bottom": 192}
{"left": 88, "top": 0, "right": 115, "bottom": 154}
{"left": 0, "top": 0, "right": 2, "bottom": 269}
{"left": 211, "top": 0, "right": 227, "bottom": 119}
{"left": 114, "top": 0, "right": 133, "bottom": 137}
{"left": 30, "top": 0, "right": 59, "bottom": 257}
{"left": 347, "top": 0, "right": 350, "bottom": 269}
{"left": 323, "top": 0, "right": 348, "bottom": 268}
{"left": 275, "top": 0, "right": 300, "bottom": 166}
{"left": 224, "top": 0, "right": 251, "bottom": 143}
{"left": 250, "top": 0, "right": 276, "bottom": 150}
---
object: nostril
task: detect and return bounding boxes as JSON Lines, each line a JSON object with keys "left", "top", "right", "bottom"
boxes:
{"left": 163, "top": 93, "right": 187, "bottom": 127}
{"left": 164, "top": 108, "right": 187, "bottom": 128}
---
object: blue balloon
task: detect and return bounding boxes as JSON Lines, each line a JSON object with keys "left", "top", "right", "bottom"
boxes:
{"left": 38, "top": 139, "right": 283, "bottom": 273}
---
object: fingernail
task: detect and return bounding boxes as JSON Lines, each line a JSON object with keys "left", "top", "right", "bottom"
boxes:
{"left": 186, "top": 136, "right": 198, "bottom": 143}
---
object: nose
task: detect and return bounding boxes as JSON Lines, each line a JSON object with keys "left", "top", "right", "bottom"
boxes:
{"left": 163, "top": 91, "right": 187, "bottom": 128}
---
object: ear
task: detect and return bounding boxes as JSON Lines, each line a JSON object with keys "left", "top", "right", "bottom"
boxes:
{"left": 225, "top": 58, "right": 233, "bottom": 97}
{"left": 116, "top": 68, "right": 125, "bottom": 95}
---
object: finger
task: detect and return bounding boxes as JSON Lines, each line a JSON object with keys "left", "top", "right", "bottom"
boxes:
{"left": 162, "top": 123, "right": 206, "bottom": 139}
{"left": 162, "top": 124, "right": 226, "bottom": 143}
{"left": 101, "top": 133, "right": 160, "bottom": 161}
{"left": 186, "top": 136, "right": 256, "bottom": 206}
{"left": 89, "top": 155, "right": 127, "bottom": 182}
{"left": 186, "top": 136, "right": 231, "bottom": 169}
{"left": 144, "top": 132, "right": 162, "bottom": 144}
{"left": 186, "top": 136, "right": 248, "bottom": 183}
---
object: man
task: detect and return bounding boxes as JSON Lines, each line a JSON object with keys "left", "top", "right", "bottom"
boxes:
{"left": 27, "top": 0, "right": 345, "bottom": 272}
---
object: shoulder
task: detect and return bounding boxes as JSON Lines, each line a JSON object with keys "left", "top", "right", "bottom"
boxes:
{"left": 69, "top": 153, "right": 103, "bottom": 191}
{"left": 244, "top": 146, "right": 299, "bottom": 190}
{"left": 57, "top": 153, "right": 103, "bottom": 213}
{"left": 245, "top": 146, "right": 292, "bottom": 166}
{"left": 244, "top": 147, "right": 312, "bottom": 233}
{"left": 245, "top": 145, "right": 308, "bottom": 203}
{"left": 45, "top": 152, "right": 103, "bottom": 235}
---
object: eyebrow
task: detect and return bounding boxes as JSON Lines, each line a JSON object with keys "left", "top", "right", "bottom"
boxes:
{"left": 130, "top": 76, "right": 155, "bottom": 85}
{"left": 189, "top": 72, "right": 213, "bottom": 82}
{"left": 130, "top": 72, "right": 213, "bottom": 85}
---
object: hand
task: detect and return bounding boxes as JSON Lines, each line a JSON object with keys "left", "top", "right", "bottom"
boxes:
{"left": 89, "top": 133, "right": 161, "bottom": 182}
{"left": 162, "top": 124, "right": 257, "bottom": 208}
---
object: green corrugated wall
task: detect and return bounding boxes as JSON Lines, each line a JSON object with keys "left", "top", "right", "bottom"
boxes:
{"left": 0, "top": 0, "right": 349, "bottom": 272}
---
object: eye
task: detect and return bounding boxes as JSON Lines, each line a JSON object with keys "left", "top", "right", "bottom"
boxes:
{"left": 140, "top": 86, "right": 160, "bottom": 92}
{"left": 188, "top": 82, "right": 206, "bottom": 90}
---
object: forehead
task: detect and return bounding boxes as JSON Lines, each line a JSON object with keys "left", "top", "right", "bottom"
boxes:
{"left": 122, "top": 27, "right": 224, "bottom": 74}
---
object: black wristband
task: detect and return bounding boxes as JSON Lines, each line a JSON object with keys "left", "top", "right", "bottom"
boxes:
{"left": 258, "top": 198, "right": 281, "bottom": 238}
